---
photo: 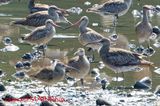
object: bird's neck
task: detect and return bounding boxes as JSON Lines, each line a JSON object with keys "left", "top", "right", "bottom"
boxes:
{"left": 79, "top": 55, "right": 89, "bottom": 63}
{"left": 79, "top": 23, "right": 88, "bottom": 33}
{"left": 99, "top": 45, "right": 110, "bottom": 57}
{"left": 142, "top": 9, "right": 149, "bottom": 23}
{"left": 124, "top": 0, "right": 132, "bottom": 5}
{"left": 49, "top": 11, "right": 59, "bottom": 21}
{"left": 46, "top": 24, "right": 55, "bottom": 33}
{"left": 28, "top": 0, "right": 35, "bottom": 9}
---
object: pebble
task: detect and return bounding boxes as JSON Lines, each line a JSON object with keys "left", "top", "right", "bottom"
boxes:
{"left": 40, "top": 101, "right": 54, "bottom": 106}
{"left": 0, "top": 83, "right": 6, "bottom": 91}
{"left": 19, "top": 93, "right": 33, "bottom": 99}
{"left": 134, "top": 77, "right": 152, "bottom": 90}
{"left": 154, "top": 85, "right": 160, "bottom": 96}
{"left": 2, "top": 37, "right": 12, "bottom": 46}
{"left": 2, "top": 94, "right": 17, "bottom": 102}
{"left": 101, "top": 79, "right": 108, "bottom": 90}
{"left": 21, "top": 53, "right": 33, "bottom": 61}
{"left": 153, "top": 26, "right": 160, "bottom": 35}
{"left": 133, "top": 45, "right": 144, "bottom": 54}
{"left": 12, "top": 71, "right": 26, "bottom": 80}
{"left": 96, "top": 98, "right": 112, "bottom": 106}
{"left": 0, "top": 101, "right": 6, "bottom": 106}
{"left": 143, "top": 47, "right": 155, "bottom": 56}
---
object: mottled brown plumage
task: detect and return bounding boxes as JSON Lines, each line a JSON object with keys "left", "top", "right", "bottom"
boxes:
{"left": 87, "top": 0, "right": 132, "bottom": 17}
{"left": 13, "top": 6, "right": 71, "bottom": 27}
{"left": 87, "top": 38, "right": 154, "bottom": 73}
{"left": 66, "top": 48, "right": 90, "bottom": 85}
{"left": 66, "top": 16, "right": 104, "bottom": 50}
{"left": 135, "top": 5, "right": 155, "bottom": 45}
{"left": 20, "top": 19, "right": 60, "bottom": 46}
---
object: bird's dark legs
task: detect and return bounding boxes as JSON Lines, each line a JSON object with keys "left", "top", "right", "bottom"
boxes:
{"left": 122, "top": 72, "right": 125, "bottom": 88}
{"left": 116, "top": 72, "right": 119, "bottom": 88}
{"left": 44, "top": 86, "right": 50, "bottom": 96}
{"left": 80, "top": 78, "right": 84, "bottom": 87}
{"left": 113, "top": 14, "right": 118, "bottom": 27}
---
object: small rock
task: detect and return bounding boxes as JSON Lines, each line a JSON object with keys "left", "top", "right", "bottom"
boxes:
{"left": 101, "top": 79, "right": 108, "bottom": 90}
{"left": 133, "top": 45, "right": 144, "bottom": 54}
{"left": 21, "top": 53, "right": 33, "bottom": 61}
{"left": 153, "top": 26, "right": 160, "bottom": 35}
{"left": 0, "top": 101, "right": 6, "bottom": 106}
{"left": 32, "top": 90, "right": 43, "bottom": 94}
{"left": 2, "top": 37, "right": 12, "bottom": 46}
{"left": 19, "top": 93, "right": 33, "bottom": 99}
{"left": 12, "top": 71, "right": 26, "bottom": 80}
{"left": 109, "top": 34, "right": 118, "bottom": 41}
{"left": 134, "top": 77, "right": 152, "bottom": 90}
{"left": 0, "top": 70, "right": 3, "bottom": 75}
{"left": 15, "top": 61, "right": 24, "bottom": 69}
{"left": 23, "top": 61, "right": 31, "bottom": 69}
{"left": 120, "top": 100, "right": 125, "bottom": 102}
{"left": 143, "top": 47, "right": 155, "bottom": 56}
{"left": 20, "top": 104, "right": 24, "bottom": 106}
{"left": 0, "top": 84, "right": 6, "bottom": 91}
{"left": 154, "top": 85, "right": 160, "bottom": 96}
{"left": 96, "top": 98, "right": 112, "bottom": 106}
{"left": 127, "top": 93, "right": 132, "bottom": 97}
{"left": 40, "top": 101, "right": 54, "bottom": 106}
{"left": 2, "top": 94, "right": 17, "bottom": 102}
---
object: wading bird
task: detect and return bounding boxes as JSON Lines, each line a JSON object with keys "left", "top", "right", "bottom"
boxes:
{"left": 86, "top": 0, "right": 133, "bottom": 26}
{"left": 86, "top": 38, "right": 154, "bottom": 87}
{"left": 65, "top": 16, "right": 105, "bottom": 60}
{"left": 66, "top": 48, "right": 90, "bottom": 87}
{"left": 29, "top": 59, "right": 78, "bottom": 96}
{"left": 19, "top": 19, "right": 63, "bottom": 55}
{"left": 135, "top": 5, "right": 156, "bottom": 48}
{"left": 12, "top": 5, "right": 72, "bottom": 27}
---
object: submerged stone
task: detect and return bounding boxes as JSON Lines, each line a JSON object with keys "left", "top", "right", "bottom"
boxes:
{"left": 40, "top": 101, "right": 54, "bottom": 106}
{"left": 134, "top": 77, "right": 152, "bottom": 90}
{"left": 0, "top": 84, "right": 6, "bottom": 91}
{"left": 19, "top": 93, "right": 33, "bottom": 99}
{"left": 2, "top": 94, "right": 17, "bottom": 102}
{"left": 96, "top": 98, "right": 112, "bottom": 106}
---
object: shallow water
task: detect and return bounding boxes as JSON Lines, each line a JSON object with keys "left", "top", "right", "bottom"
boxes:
{"left": 0, "top": 0, "right": 160, "bottom": 99}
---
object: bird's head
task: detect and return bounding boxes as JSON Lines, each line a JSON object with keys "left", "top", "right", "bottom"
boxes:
{"left": 45, "top": 19, "right": 64, "bottom": 29}
{"left": 74, "top": 48, "right": 85, "bottom": 56}
{"left": 64, "top": 16, "right": 89, "bottom": 30}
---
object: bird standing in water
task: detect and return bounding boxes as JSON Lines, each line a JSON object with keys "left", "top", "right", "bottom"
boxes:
{"left": 135, "top": 5, "right": 157, "bottom": 56}
{"left": 66, "top": 48, "right": 90, "bottom": 87}
{"left": 12, "top": 5, "right": 72, "bottom": 27}
{"left": 135, "top": 5, "right": 155, "bottom": 47}
{"left": 28, "top": 59, "right": 78, "bottom": 96}
{"left": 20, "top": 19, "right": 63, "bottom": 56}
{"left": 86, "top": 38, "right": 154, "bottom": 86}
{"left": 87, "top": 0, "right": 133, "bottom": 26}
{"left": 65, "top": 16, "right": 105, "bottom": 61}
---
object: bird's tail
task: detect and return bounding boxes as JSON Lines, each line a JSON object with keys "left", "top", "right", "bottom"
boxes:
{"left": 10, "top": 19, "right": 27, "bottom": 26}
{"left": 140, "top": 60, "right": 155, "bottom": 67}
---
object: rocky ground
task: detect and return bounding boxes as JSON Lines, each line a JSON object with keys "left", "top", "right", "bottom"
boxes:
{"left": 0, "top": 80, "right": 160, "bottom": 106}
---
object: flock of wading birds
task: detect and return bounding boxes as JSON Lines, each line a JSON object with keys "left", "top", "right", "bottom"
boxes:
{"left": 7, "top": 0, "right": 160, "bottom": 95}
